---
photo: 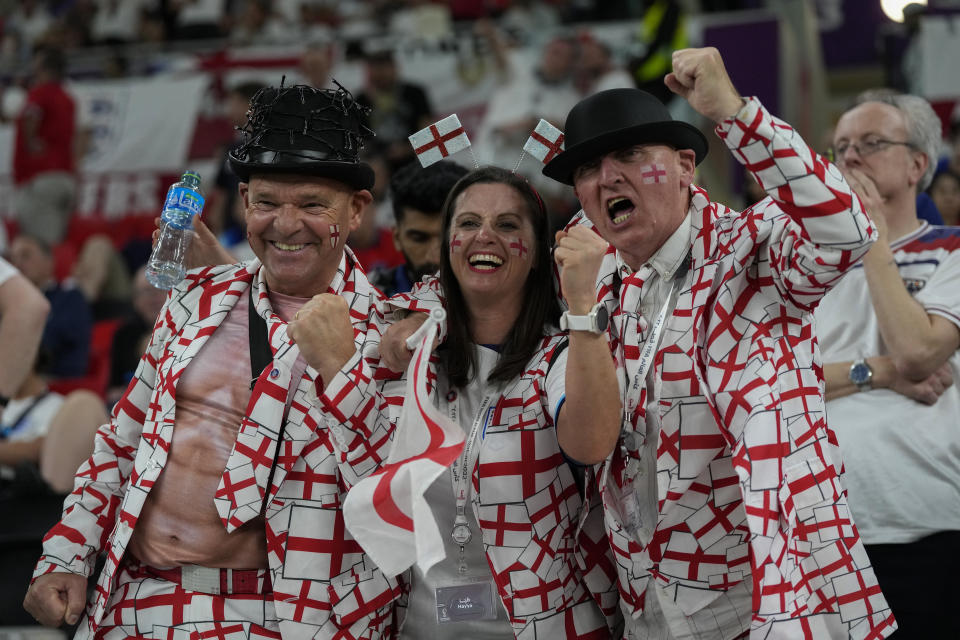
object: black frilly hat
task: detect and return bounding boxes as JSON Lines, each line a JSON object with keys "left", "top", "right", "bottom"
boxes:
{"left": 542, "top": 88, "right": 709, "bottom": 185}
{"left": 228, "top": 82, "right": 375, "bottom": 190}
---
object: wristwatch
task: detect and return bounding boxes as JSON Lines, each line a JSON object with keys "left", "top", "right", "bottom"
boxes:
{"left": 849, "top": 358, "right": 873, "bottom": 392}
{"left": 560, "top": 303, "right": 608, "bottom": 335}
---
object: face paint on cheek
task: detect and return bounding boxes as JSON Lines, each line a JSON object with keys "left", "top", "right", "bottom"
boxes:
{"left": 449, "top": 233, "right": 462, "bottom": 253}
{"left": 329, "top": 224, "right": 340, "bottom": 248}
{"left": 508, "top": 238, "right": 529, "bottom": 260}
{"left": 640, "top": 163, "right": 667, "bottom": 184}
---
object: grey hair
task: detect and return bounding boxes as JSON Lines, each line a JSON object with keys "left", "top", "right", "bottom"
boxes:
{"left": 853, "top": 90, "right": 942, "bottom": 191}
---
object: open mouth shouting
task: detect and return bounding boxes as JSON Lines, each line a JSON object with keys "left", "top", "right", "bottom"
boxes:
{"left": 467, "top": 252, "right": 504, "bottom": 272}
{"left": 607, "top": 196, "right": 635, "bottom": 226}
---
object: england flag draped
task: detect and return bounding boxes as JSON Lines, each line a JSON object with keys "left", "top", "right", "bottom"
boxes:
{"left": 342, "top": 309, "right": 465, "bottom": 578}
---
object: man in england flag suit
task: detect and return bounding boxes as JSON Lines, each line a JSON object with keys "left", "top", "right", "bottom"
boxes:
{"left": 541, "top": 47, "right": 897, "bottom": 639}
{"left": 24, "top": 83, "right": 404, "bottom": 639}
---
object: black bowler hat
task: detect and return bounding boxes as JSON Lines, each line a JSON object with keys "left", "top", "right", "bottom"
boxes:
{"left": 542, "top": 88, "right": 709, "bottom": 186}
{"left": 229, "top": 83, "right": 375, "bottom": 190}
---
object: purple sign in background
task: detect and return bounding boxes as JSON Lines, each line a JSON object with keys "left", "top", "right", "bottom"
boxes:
{"left": 817, "top": 0, "right": 889, "bottom": 68}
{"left": 703, "top": 17, "right": 780, "bottom": 115}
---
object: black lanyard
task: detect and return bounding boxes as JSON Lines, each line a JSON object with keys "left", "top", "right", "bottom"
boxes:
{"left": 248, "top": 285, "right": 283, "bottom": 514}
{"left": 248, "top": 285, "right": 272, "bottom": 390}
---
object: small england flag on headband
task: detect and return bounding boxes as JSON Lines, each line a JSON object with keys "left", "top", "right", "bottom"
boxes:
{"left": 409, "top": 114, "right": 472, "bottom": 168}
{"left": 523, "top": 119, "right": 565, "bottom": 164}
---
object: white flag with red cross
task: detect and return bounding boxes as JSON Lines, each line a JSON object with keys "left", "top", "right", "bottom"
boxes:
{"left": 409, "top": 115, "right": 472, "bottom": 168}
{"left": 342, "top": 308, "right": 465, "bottom": 578}
{"left": 523, "top": 119, "right": 565, "bottom": 164}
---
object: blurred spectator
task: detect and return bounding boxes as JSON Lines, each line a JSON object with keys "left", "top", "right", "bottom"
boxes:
{"left": 5, "top": 0, "right": 55, "bottom": 56}
{"left": 107, "top": 265, "right": 166, "bottom": 405}
{"left": 171, "top": 0, "right": 225, "bottom": 40}
{"left": 9, "top": 234, "right": 93, "bottom": 379}
{"left": 474, "top": 30, "right": 580, "bottom": 221}
{"left": 70, "top": 234, "right": 134, "bottom": 320}
{"left": 13, "top": 46, "right": 77, "bottom": 246}
{"left": 929, "top": 170, "right": 960, "bottom": 226}
{"left": 573, "top": 34, "right": 635, "bottom": 96}
{"left": 938, "top": 121, "right": 960, "bottom": 176}
{"left": 299, "top": 38, "right": 335, "bottom": 89}
{"left": 229, "top": 0, "right": 288, "bottom": 46}
{"left": 356, "top": 43, "right": 434, "bottom": 172}
{"left": 0, "top": 257, "right": 50, "bottom": 407}
{"left": 499, "top": 0, "right": 561, "bottom": 45}
{"left": 348, "top": 152, "right": 404, "bottom": 272}
{"left": 0, "top": 357, "right": 65, "bottom": 490}
{"left": 209, "top": 80, "right": 265, "bottom": 247}
{"left": 388, "top": 0, "right": 453, "bottom": 42}
{"left": 475, "top": 31, "right": 579, "bottom": 158}
{"left": 90, "top": 0, "right": 145, "bottom": 45}
{"left": 369, "top": 159, "right": 467, "bottom": 296}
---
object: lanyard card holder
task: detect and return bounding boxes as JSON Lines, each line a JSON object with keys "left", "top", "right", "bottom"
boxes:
{"left": 435, "top": 578, "right": 499, "bottom": 624}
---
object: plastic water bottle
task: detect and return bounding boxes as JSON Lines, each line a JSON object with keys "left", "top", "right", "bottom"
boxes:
{"left": 146, "top": 170, "right": 205, "bottom": 289}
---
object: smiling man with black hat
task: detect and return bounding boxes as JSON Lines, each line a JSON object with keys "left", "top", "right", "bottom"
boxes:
{"left": 24, "top": 83, "right": 403, "bottom": 639}
{"left": 546, "top": 47, "right": 898, "bottom": 638}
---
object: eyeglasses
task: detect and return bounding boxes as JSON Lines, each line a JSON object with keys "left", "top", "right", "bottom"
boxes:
{"left": 830, "top": 138, "right": 916, "bottom": 161}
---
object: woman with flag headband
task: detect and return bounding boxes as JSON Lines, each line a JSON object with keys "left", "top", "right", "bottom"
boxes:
{"left": 294, "top": 115, "right": 625, "bottom": 636}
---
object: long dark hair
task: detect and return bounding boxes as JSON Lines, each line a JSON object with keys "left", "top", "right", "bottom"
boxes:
{"left": 438, "top": 166, "right": 560, "bottom": 388}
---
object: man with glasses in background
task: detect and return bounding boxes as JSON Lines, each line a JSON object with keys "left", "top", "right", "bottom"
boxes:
{"left": 815, "top": 91, "right": 960, "bottom": 637}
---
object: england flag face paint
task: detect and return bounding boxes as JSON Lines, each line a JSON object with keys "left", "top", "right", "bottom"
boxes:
{"left": 508, "top": 238, "right": 528, "bottom": 259}
{"left": 449, "top": 233, "right": 463, "bottom": 254}
{"left": 329, "top": 224, "right": 340, "bottom": 248}
{"left": 640, "top": 163, "right": 667, "bottom": 184}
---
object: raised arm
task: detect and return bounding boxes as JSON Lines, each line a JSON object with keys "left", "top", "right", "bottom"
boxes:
{"left": 554, "top": 226, "right": 621, "bottom": 464}
{"left": 671, "top": 48, "right": 875, "bottom": 310}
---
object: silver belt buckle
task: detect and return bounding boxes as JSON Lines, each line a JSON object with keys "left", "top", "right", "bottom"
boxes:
{"left": 180, "top": 565, "right": 221, "bottom": 595}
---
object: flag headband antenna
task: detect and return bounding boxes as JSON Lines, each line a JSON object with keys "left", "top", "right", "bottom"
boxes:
{"left": 408, "top": 116, "right": 564, "bottom": 177}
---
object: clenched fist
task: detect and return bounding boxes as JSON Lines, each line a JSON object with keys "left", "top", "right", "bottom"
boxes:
{"left": 287, "top": 294, "right": 357, "bottom": 386}
{"left": 665, "top": 47, "right": 745, "bottom": 124}
{"left": 554, "top": 226, "right": 608, "bottom": 314}
{"left": 24, "top": 572, "right": 88, "bottom": 628}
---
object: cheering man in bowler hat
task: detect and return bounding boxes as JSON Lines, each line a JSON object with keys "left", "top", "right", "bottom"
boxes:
{"left": 542, "top": 46, "right": 897, "bottom": 639}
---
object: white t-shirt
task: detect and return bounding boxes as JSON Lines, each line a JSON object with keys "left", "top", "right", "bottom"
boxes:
{"left": 815, "top": 223, "right": 960, "bottom": 544}
{"left": 400, "top": 343, "right": 568, "bottom": 638}
{"left": 0, "top": 257, "right": 18, "bottom": 287}
{"left": 0, "top": 392, "right": 64, "bottom": 443}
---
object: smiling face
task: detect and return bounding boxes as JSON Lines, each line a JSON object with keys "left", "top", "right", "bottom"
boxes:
{"left": 242, "top": 173, "right": 371, "bottom": 297}
{"left": 447, "top": 182, "right": 536, "bottom": 312}
{"left": 572, "top": 143, "right": 695, "bottom": 269}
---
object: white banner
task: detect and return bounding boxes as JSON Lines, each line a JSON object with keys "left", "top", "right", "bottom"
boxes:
{"left": 71, "top": 75, "right": 208, "bottom": 172}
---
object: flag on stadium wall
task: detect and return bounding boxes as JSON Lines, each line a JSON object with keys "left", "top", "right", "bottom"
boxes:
{"left": 342, "top": 309, "right": 464, "bottom": 578}
{"left": 523, "top": 119, "right": 565, "bottom": 164}
{"left": 409, "top": 114, "right": 471, "bottom": 168}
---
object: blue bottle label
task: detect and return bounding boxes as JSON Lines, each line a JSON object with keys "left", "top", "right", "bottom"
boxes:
{"left": 161, "top": 186, "right": 205, "bottom": 230}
